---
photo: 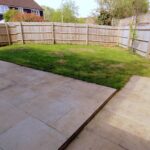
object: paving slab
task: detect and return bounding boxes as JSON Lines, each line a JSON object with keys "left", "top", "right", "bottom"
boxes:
{"left": 67, "top": 76, "right": 150, "bottom": 150}
{"left": 0, "top": 61, "right": 19, "bottom": 75}
{"left": 0, "top": 100, "right": 28, "bottom": 135}
{"left": 0, "top": 61, "right": 116, "bottom": 150}
{"left": 0, "top": 117, "right": 66, "bottom": 150}
{"left": 0, "top": 77, "right": 14, "bottom": 91}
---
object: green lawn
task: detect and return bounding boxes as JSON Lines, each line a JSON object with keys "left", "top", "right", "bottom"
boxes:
{"left": 0, "top": 44, "right": 150, "bottom": 89}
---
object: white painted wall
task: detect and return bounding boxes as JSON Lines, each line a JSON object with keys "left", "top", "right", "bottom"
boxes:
{"left": 0, "top": 5, "right": 9, "bottom": 14}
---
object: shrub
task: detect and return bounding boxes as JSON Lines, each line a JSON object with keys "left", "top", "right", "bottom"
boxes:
{"left": 97, "top": 10, "right": 112, "bottom": 26}
{"left": 3, "top": 9, "right": 19, "bottom": 22}
{"left": 4, "top": 9, "right": 44, "bottom": 22}
{"left": 12, "top": 13, "right": 44, "bottom": 22}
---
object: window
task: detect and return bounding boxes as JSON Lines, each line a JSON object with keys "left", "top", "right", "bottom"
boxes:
{"left": 18, "top": 7, "right": 24, "bottom": 13}
{"left": 31, "top": 9, "right": 40, "bottom": 16}
{"left": 0, "top": 5, "right": 9, "bottom": 14}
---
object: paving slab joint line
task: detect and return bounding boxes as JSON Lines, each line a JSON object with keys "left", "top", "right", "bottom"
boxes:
{"left": 118, "top": 144, "right": 129, "bottom": 150}
{"left": 11, "top": 104, "right": 68, "bottom": 137}
{"left": 0, "top": 83, "right": 15, "bottom": 92}
{"left": 27, "top": 115, "right": 66, "bottom": 136}
{"left": 59, "top": 89, "right": 119, "bottom": 150}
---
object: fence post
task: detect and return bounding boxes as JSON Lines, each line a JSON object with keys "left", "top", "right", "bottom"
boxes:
{"left": 128, "top": 30, "right": 131, "bottom": 49}
{"left": 117, "top": 25, "right": 120, "bottom": 46}
{"left": 5, "top": 22, "right": 11, "bottom": 45}
{"left": 128, "top": 16, "right": 136, "bottom": 49}
{"left": 146, "top": 40, "right": 150, "bottom": 58}
{"left": 20, "top": 22, "right": 24, "bottom": 44}
{"left": 52, "top": 23, "right": 55, "bottom": 44}
{"left": 86, "top": 24, "right": 89, "bottom": 45}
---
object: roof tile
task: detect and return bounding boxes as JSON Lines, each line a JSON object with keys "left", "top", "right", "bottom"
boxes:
{"left": 0, "top": 0, "right": 43, "bottom": 10}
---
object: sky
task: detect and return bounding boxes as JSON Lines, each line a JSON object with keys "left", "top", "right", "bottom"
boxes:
{"left": 35, "top": 0, "right": 98, "bottom": 17}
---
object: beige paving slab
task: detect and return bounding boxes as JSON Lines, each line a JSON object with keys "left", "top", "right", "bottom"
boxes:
{"left": 0, "top": 61, "right": 19, "bottom": 75}
{"left": 3, "top": 65, "right": 71, "bottom": 87}
{"left": 0, "top": 86, "right": 40, "bottom": 107}
{"left": 0, "top": 77, "right": 14, "bottom": 91}
{"left": 66, "top": 126, "right": 124, "bottom": 150}
{"left": 0, "top": 61, "right": 116, "bottom": 150}
{"left": 67, "top": 76, "right": 150, "bottom": 150}
{"left": 0, "top": 117, "right": 66, "bottom": 150}
{"left": 0, "top": 100, "right": 28, "bottom": 135}
{"left": 19, "top": 95, "right": 74, "bottom": 124}
{"left": 19, "top": 78, "right": 116, "bottom": 138}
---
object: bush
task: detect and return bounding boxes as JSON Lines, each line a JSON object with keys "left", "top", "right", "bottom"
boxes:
{"left": 3, "top": 9, "right": 19, "bottom": 22}
{"left": 12, "top": 13, "right": 44, "bottom": 22}
{"left": 4, "top": 10, "right": 44, "bottom": 22}
{"left": 97, "top": 10, "right": 112, "bottom": 26}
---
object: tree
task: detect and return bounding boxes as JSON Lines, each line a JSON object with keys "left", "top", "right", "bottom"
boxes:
{"left": 4, "top": 9, "right": 18, "bottom": 22}
{"left": 43, "top": 6, "right": 62, "bottom": 22}
{"left": 97, "top": 9, "right": 112, "bottom": 25}
{"left": 97, "top": 0, "right": 149, "bottom": 52}
{"left": 77, "top": 17, "right": 86, "bottom": 23}
{"left": 42, "top": 0, "right": 79, "bottom": 23}
{"left": 61, "top": 0, "right": 78, "bottom": 23}
{"left": 43, "top": 6, "right": 55, "bottom": 21}
{"left": 97, "top": 0, "right": 149, "bottom": 19}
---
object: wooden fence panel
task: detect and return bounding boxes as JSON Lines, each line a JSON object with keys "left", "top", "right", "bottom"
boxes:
{"left": 54, "top": 23, "right": 87, "bottom": 44}
{"left": 0, "top": 24, "right": 8, "bottom": 45}
{"left": 88, "top": 25, "right": 118, "bottom": 45}
{"left": 118, "top": 26, "right": 130, "bottom": 48}
{"left": 118, "top": 24, "right": 150, "bottom": 57}
{"left": 7, "top": 23, "right": 18, "bottom": 43}
{"left": 21, "top": 22, "right": 53, "bottom": 44}
{"left": 0, "top": 22, "right": 118, "bottom": 46}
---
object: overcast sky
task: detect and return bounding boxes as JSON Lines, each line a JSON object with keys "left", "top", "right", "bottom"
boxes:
{"left": 35, "top": 0, "right": 98, "bottom": 17}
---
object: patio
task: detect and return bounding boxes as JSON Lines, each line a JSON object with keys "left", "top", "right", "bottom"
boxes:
{"left": 0, "top": 61, "right": 116, "bottom": 150}
{"left": 67, "top": 76, "right": 150, "bottom": 150}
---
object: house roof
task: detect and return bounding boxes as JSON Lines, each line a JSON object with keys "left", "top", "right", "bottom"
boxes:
{"left": 0, "top": 0, "right": 43, "bottom": 10}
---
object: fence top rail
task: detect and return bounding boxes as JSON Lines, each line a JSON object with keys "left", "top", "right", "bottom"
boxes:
{"left": 5, "top": 22, "right": 150, "bottom": 31}
{"left": 5, "top": 22, "right": 118, "bottom": 29}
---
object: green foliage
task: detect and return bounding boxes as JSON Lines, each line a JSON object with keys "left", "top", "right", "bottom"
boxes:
{"left": 97, "top": 9, "right": 112, "bottom": 25}
{"left": 43, "top": 6, "right": 56, "bottom": 21}
{"left": 49, "top": 9, "right": 62, "bottom": 22}
{"left": 43, "top": 6, "right": 62, "bottom": 22}
{"left": 76, "top": 18, "right": 85, "bottom": 23}
{"left": 3, "top": 9, "right": 19, "bottom": 22}
{"left": 1, "top": 44, "right": 150, "bottom": 89}
{"left": 43, "top": 0, "right": 79, "bottom": 23}
{"left": 3, "top": 9, "right": 44, "bottom": 22}
{"left": 97, "top": 0, "right": 149, "bottom": 19}
{"left": 62, "top": 0, "right": 78, "bottom": 23}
